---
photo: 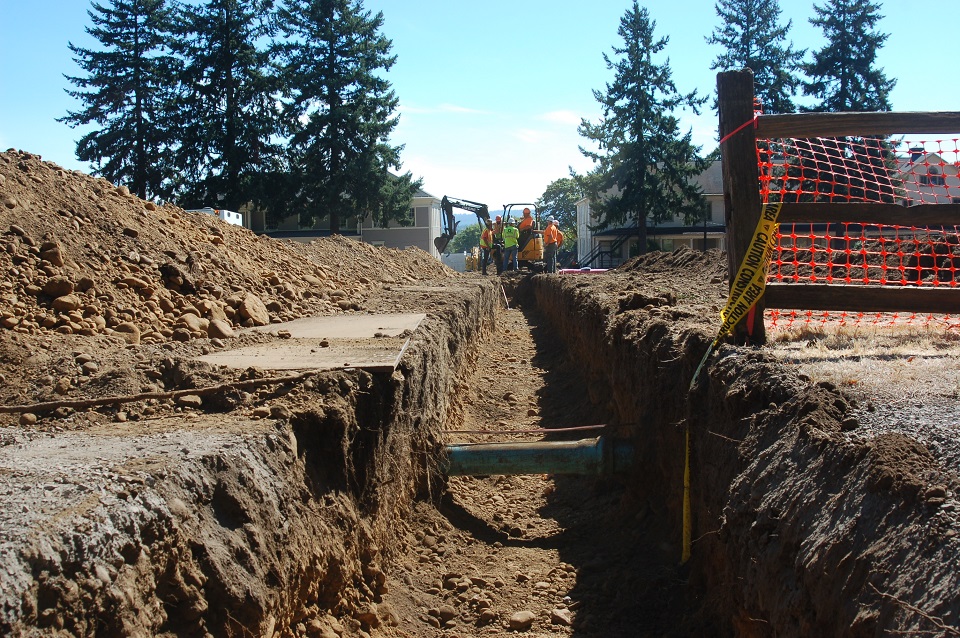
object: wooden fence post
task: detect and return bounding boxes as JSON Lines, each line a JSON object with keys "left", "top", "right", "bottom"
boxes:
{"left": 717, "top": 69, "right": 765, "bottom": 344}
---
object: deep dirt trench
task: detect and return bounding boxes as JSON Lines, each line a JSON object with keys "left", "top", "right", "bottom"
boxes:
{"left": 379, "top": 302, "right": 688, "bottom": 637}
{"left": 5, "top": 150, "right": 958, "bottom": 636}
{"left": 3, "top": 253, "right": 960, "bottom": 637}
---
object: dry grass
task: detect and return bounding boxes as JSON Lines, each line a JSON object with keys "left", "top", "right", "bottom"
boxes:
{"left": 767, "top": 320, "right": 960, "bottom": 401}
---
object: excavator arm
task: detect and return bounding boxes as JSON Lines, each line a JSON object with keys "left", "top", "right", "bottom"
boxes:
{"left": 435, "top": 195, "right": 491, "bottom": 253}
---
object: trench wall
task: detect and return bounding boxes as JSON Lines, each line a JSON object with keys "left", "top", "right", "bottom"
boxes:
{"left": 2, "top": 281, "right": 499, "bottom": 637}
{"left": 530, "top": 274, "right": 960, "bottom": 637}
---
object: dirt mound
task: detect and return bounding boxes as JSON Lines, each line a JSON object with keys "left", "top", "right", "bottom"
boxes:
{"left": 0, "top": 149, "right": 453, "bottom": 416}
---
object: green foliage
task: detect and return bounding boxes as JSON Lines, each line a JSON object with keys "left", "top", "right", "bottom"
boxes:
{"left": 171, "top": 0, "right": 283, "bottom": 211}
{"left": 59, "top": 0, "right": 180, "bottom": 200}
{"left": 447, "top": 223, "right": 482, "bottom": 254}
{"left": 802, "top": 0, "right": 895, "bottom": 112}
{"left": 275, "top": 0, "right": 421, "bottom": 232}
{"left": 706, "top": 0, "right": 805, "bottom": 114}
{"left": 536, "top": 177, "right": 582, "bottom": 241}
{"left": 578, "top": 1, "right": 707, "bottom": 254}
{"left": 63, "top": 0, "right": 422, "bottom": 230}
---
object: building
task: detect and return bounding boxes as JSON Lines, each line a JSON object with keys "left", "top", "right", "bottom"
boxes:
{"left": 246, "top": 188, "right": 445, "bottom": 259}
{"left": 185, "top": 207, "right": 246, "bottom": 227}
{"left": 899, "top": 149, "right": 960, "bottom": 206}
{"left": 575, "top": 160, "right": 726, "bottom": 268}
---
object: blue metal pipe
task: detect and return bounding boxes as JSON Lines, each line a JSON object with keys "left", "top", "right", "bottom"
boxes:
{"left": 443, "top": 436, "right": 632, "bottom": 477}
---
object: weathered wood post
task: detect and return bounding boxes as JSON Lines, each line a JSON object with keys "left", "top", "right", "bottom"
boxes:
{"left": 717, "top": 69, "right": 766, "bottom": 344}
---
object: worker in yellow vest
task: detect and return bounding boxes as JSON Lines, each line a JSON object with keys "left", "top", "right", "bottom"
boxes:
{"left": 501, "top": 219, "right": 520, "bottom": 272}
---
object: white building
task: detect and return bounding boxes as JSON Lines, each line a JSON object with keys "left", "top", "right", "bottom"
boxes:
{"left": 247, "top": 188, "right": 445, "bottom": 259}
{"left": 575, "top": 160, "right": 726, "bottom": 268}
{"left": 185, "top": 207, "right": 246, "bottom": 227}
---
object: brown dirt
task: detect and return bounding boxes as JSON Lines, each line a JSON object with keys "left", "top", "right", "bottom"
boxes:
{"left": 2, "top": 148, "right": 960, "bottom": 637}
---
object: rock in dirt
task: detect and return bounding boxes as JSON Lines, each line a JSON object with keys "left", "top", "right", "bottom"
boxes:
{"left": 113, "top": 321, "right": 140, "bottom": 344}
{"left": 508, "top": 610, "right": 536, "bottom": 631}
{"left": 207, "top": 318, "right": 234, "bottom": 339}
{"left": 239, "top": 292, "right": 270, "bottom": 326}
{"left": 551, "top": 607, "right": 573, "bottom": 626}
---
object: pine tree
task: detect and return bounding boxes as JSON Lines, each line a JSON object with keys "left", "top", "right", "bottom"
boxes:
{"left": 706, "top": 0, "right": 804, "bottom": 114}
{"left": 60, "top": 0, "right": 180, "bottom": 200}
{"left": 578, "top": 2, "right": 707, "bottom": 254}
{"left": 802, "top": 0, "right": 895, "bottom": 112}
{"left": 275, "top": 0, "right": 420, "bottom": 233}
{"left": 172, "top": 0, "right": 283, "bottom": 211}
{"left": 536, "top": 177, "right": 582, "bottom": 240}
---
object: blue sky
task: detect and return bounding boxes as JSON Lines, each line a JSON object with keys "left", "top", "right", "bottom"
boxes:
{"left": 2, "top": 1, "right": 958, "bottom": 209}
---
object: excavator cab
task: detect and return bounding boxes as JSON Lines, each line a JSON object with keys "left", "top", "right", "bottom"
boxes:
{"left": 503, "top": 203, "right": 544, "bottom": 269}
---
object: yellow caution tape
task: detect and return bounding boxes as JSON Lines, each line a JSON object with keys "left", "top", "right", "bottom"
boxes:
{"left": 717, "top": 202, "right": 781, "bottom": 339}
{"left": 682, "top": 201, "right": 781, "bottom": 565}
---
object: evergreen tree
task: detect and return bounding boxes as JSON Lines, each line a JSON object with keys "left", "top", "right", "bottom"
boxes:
{"left": 536, "top": 177, "right": 582, "bottom": 240}
{"left": 276, "top": 0, "right": 420, "bottom": 233}
{"left": 172, "top": 0, "right": 283, "bottom": 210}
{"left": 802, "top": 0, "right": 895, "bottom": 112}
{"left": 578, "top": 2, "right": 707, "bottom": 254}
{"left": 448, "top": 223, "right": 482, "bottom": 255}
{"left": 60, "top": 0, "right": 180, "bottom": 200}
{"left": 706, "top": 0, "right": 804, "bottom": 114}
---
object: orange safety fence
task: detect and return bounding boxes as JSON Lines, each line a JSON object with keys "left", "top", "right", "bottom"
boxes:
{"left": 754, "top": 132, "right": 960, "bottom": 330}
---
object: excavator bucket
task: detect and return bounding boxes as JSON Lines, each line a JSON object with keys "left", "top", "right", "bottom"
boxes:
{"left": 434, "top": 234, "right": 452, "bottom": 254}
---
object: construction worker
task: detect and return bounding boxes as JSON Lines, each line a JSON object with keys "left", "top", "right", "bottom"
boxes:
{"left": 479, "top": 219, "right": 494, "bottom": 275}
{"left": 501, "top": 219, "right": 520, "bottom": 272}
{"left": 543, "top": 217, "right": 559, "bottom": 273}
{"left": 491, "top": 215, "right": 505, "bottom": 274}
{"left": 517, "top": 207, "right": 536, "bottom": 252}
{"left": 543, "top": 218, "right": 564, "bottom": 273}
{"left": 518, "top": 208, "right": 534, "bottom": 231}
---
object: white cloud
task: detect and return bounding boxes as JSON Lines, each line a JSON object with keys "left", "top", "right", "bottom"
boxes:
{"left": 438, "top": 103, "right": 491, "bottom": 115}
{"left": 398, "top": 102, "right": 492, "bottom": 116}
{"left": 538, "top": 110, "right": 583, "bottom": 126}
{"left": 513, "top": 128, "right": 554, "bottom": 144}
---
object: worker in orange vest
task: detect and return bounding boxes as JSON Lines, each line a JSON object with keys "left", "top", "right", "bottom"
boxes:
{"left": 517, "top": 207, "right": 535, "bottom": 252}
{"left": 479, "top": 219, "right": 495, "bottom": 275}
{"left": 543, "top": 217, "right": 564, "bottom": 273}
{"left": 491, "top": 215, "right": 504, "bottom": 274}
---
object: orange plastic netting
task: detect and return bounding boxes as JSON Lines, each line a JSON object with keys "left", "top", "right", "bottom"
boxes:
{"left": 753, "top": 131, "right": 960, "bottom": 330}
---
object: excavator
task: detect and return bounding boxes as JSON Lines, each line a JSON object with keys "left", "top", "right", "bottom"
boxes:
{"left": 436, "top": 196, "right": 544, "bottom": 272}
{"left": 436, "top": 195, "right": 492, "bottom": 253}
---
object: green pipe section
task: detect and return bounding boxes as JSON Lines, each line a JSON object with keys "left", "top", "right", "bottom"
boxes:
{"left": 443, "top": 436, "right": 633, "bottom": 477}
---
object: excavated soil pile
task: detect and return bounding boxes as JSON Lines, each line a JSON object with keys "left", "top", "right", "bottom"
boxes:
{"left": 0, "top": 149, "right": 496, "bottom": 637}
{"left": 2, "top": 148, "right": 959, "bottom": 637}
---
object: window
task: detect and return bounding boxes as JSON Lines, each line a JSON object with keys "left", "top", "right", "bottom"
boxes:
{"left": 920, "top": 167, "right": 945, "bottom": 186}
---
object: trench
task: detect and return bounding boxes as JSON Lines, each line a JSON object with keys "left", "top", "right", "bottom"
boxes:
{"left": 6, "top": 263, "right": 959, "bottom": 637}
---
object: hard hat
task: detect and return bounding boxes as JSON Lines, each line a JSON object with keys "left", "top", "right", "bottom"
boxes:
{"left": 507, "top": 219, "right": 516, "bottom": 225}
{"left": 547, "top": 217, "right": 556, "bottom": 223}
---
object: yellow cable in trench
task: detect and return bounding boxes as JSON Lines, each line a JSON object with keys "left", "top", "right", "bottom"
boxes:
{"left": 684, "top": 202, "right": 782, "bottom": 564}
{"left": 682, "top": 425, "right": 692, "bottom": 564}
